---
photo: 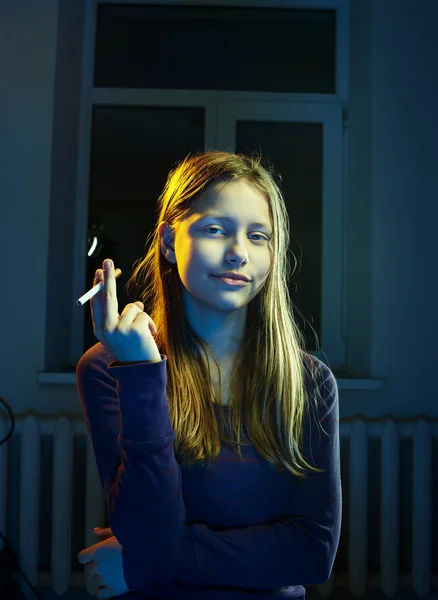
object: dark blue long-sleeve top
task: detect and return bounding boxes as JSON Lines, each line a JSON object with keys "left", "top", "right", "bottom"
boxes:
{"left": 76, "top": 342, "right": 342, "bottom": 600}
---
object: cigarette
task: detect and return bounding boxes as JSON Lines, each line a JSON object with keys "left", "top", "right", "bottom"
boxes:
{"left": 76, "top": 268, "right": 123, "bottom": 306}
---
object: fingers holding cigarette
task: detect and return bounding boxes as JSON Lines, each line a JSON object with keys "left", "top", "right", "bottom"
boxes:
{"left": 77, "top": 267, "right": 122, "bottom": 306}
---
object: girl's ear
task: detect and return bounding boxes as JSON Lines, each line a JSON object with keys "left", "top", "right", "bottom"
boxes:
{"left": 158, "top": 222, "right": 177, "bottom": 263}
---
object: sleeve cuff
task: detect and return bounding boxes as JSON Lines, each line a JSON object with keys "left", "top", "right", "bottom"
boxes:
{"left": 122, "top": 529, "right": 199, "bottom": 590}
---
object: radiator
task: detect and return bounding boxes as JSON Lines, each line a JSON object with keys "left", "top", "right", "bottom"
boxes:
{"left": 1, "top": 414, "right": 437, "bottom": 598}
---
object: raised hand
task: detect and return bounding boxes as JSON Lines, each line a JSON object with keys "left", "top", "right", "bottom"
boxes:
{"left": 91, "top": 259, "right": 161, "bottom": 363}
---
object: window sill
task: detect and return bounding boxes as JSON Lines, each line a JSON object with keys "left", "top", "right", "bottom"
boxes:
{"left": 37, "top": 372, "right": 385, "bottom": 391}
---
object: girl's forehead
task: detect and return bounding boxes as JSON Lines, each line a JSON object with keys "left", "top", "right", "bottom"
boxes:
{"left": 198, "top": 180, "right": 268, "bottom": 210}
{"left": 205, "top": 177, "right": 258, "bottom": 197}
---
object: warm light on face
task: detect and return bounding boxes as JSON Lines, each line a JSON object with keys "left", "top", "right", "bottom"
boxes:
{"left": 167, "top": 179, "right": 274, "bottom": 311}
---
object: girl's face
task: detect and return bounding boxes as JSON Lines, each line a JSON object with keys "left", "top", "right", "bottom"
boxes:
{"left": 159, "top": 178, "right": 274, "bottom": 351}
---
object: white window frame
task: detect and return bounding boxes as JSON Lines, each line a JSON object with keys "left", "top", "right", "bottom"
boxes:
{"left": 71, "top": 0, "right": 349, "bottom": 369}
{"left": 216, "top": 101, "right": 345, "bottom": 366}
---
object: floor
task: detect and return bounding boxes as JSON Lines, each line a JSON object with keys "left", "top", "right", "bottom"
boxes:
{"left": 27, "top": 588, "right": 438, "bottom": 600}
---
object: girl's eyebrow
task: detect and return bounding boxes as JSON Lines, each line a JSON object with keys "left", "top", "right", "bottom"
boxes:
{"left": 199, "top": 213, "right": 272, "bottom": 230}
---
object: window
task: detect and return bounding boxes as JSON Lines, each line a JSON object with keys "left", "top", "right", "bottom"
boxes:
{"left": 95, "top": 4, "right": 336, "bottom": 93}
{"left": 66, "top": 0, "right": 347, "bottom": 370}
{"left": 83, "top": 105, "right": 205, "bottom": 351}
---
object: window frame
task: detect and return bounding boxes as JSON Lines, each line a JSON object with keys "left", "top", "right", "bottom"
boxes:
{"left": 216, "top": 101, "right": 345, "bottom": 367}
{"left": 70, "top": 0, "right": 349, "bottom": 369}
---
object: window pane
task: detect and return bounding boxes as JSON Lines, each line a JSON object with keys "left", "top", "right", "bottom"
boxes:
{"left": 95, "top": 5, "right": 336, "bottom": 93}
{"left": 84, "top": 106, "right": 205, "bottom": 352}
{"left": 236, "top": 121, "right": 323, "bottom": 351}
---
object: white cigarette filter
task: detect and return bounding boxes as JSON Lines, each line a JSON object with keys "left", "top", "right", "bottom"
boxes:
{"left": 76, "top": 268, "right": 123, "bottom": 306}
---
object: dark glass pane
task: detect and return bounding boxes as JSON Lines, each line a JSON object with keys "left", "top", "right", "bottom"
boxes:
{"left": 95, "top": 5, "right": 336, "bottom": 93}
{"left": 236, "top": 121, "right": 323, "bottom": 351}
{"left": 84, "top": 105, "right": 205, "bottom": 352}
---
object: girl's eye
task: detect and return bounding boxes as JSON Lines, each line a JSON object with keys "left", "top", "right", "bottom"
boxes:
{"left": 204, "top": 227, "right": 268, "bottom": 242}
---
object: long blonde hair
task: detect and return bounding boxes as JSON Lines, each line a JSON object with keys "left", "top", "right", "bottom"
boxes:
{"left": 125, "top": 151, "right": 327, "bottom": 480}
